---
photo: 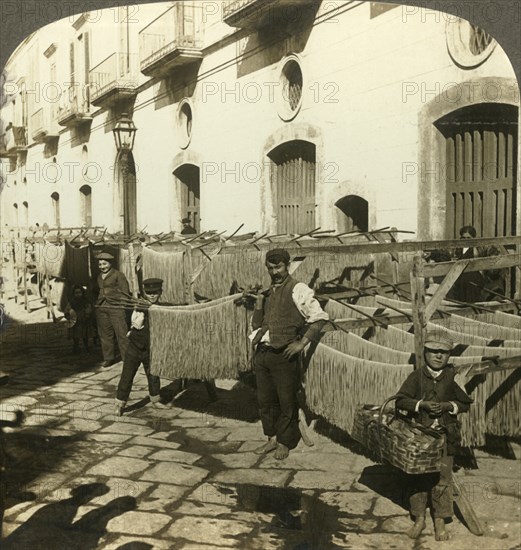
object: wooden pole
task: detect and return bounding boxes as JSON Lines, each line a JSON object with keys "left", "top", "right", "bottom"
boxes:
{"left": 410, "top": 254, "right": 426, "bottom": 369}
{"left": 43, "top": 269, "right": 56, "bottom": 322}
{"left": 127, "top": 241, "right": 139, "bottom": 299}
{"left": 23, "top": 244, "right": 30, "bottom": 312}
{"left": 183, "top": 245, "right": 194, "bottom": 305}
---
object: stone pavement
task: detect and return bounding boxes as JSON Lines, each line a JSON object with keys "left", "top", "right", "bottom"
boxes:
{"left": 1, "top": 297, "right": 520, "bottom": 549}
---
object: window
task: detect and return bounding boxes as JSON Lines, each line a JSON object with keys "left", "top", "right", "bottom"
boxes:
{"left": 177, "top": 99, "right": 193, "bottom": 149}
{"left": 80, "top": 185, "right": 92, "bottom": 227}
{"left": 22, "top": 201, "right": 29, "bottom": 226}
{"left": 51, "top": 192, "right": 60, "bottom": 227}
{"left": 13, "top": 203, "right": 18, "bottom": 225}
{"left": 436, "top": 103, "right": 517, "bottom": 238}
{"left": 446, "top": 18, "right": 496, "bottom": 68}
{"left": 469, "top": 24, "right": 494, "bottom": 56}
{"left": 278, "top": 55, "right": 304, "bottom": 121}
{"left": 269, "top": 140, "right": 316, "bottom": 234}
{"left": 174, "top": 164, "right": 200, "bottom": 233}
{"left": 335, "top": 195, "right": 369, "bottom": 233}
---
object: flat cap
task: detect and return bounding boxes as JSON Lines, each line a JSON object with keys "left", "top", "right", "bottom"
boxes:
{"left": 265, "top": 248, "right": 290, "bottom": 264}
{"left": 143, "top": 278, "right": 163, "bottom": 293}
{"left": 424, "top": 330, "right": 454, "bottom": 351}
{"left": 97, "top": 252, "right": 114, "bottom": 261}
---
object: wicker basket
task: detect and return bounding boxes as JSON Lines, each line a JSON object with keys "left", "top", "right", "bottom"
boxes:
{"left": 351, "top": 395, "right": 445, "bottom": 475}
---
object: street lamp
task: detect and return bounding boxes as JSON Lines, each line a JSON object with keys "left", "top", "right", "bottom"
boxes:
{"left": 112, "top": 113, "right": 137, "bottom": 151}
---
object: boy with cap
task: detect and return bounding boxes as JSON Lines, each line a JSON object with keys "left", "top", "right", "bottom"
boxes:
{"left": 248, "top": 248, "right": 328, "bottom": 460}
{"left": 395, "top": 329, "right": 473, "bottom": 541}
{"left": 94, "top": 252, "right": 131, "bottom": 367}
{"left": 115, "top": 278, "right": 166, "bottom": 416}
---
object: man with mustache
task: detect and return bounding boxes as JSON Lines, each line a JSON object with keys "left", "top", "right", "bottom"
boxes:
{"left": 248, "top": 249, "right": 328, "bottom": 460}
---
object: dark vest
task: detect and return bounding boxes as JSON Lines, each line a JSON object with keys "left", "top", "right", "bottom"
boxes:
{"left": 262, "top": 276, "right": 305, "bottom": 349}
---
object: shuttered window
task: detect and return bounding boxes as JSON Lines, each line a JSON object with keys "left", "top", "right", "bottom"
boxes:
{"left": 438, "top": 104, "right": 517, "bottom": 238}
{"left": 175, "top": 164, "right": 200, "bottom": 232}
{"left": 269, "top": 140, "right": 316, "bottom": 234}
{"left": 80, "top": 185, "right": 92, "bottom": 227}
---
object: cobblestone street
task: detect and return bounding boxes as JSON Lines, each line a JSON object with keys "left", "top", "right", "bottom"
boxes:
{"left": 1, "top": 298, "right": 520, "bottom": 549}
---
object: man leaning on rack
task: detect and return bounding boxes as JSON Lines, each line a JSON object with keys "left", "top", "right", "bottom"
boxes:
{"left": 247, "top": 248, "right": 328, "bottom": 460}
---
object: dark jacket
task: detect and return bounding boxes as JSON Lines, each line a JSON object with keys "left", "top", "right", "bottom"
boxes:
{"left": 395, "top": 364, "right": 473, "bottom": 454}
{"left": 95, "top": 268, "right": 130, "bottom": 306}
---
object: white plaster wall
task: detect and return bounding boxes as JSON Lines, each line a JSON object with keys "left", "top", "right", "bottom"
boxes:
{"left": 1, "top": 1, "right": 518, "bottom": 238}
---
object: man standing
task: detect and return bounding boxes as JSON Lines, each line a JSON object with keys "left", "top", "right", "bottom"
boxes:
{"left": 94, "top": 252, "right": 130, "bottom": 368}
{"left": 115, "top": 278, "right": 167, "bottom": 416}
{"left": 180, "top": 217, "right": 197, "bottom": 235}
{"left": 249, "top": 249, "right": 328, "bottom": 460}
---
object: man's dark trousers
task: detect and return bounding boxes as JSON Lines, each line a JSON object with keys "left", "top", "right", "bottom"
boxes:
{"left": 255, "top": 346, "right": 300, "bottom": 450}
{"left": 96, "top": 306, "right": 129, "bottom": 362}
{"left": 116, "top": 343, "right": 160, "bottom": 402}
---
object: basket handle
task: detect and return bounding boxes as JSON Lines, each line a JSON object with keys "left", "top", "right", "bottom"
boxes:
{"left": 376, "top": 395, "right": 400, "bottom": 464}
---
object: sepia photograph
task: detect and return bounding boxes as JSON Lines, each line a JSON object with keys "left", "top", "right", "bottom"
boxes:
{"left": 0, "top": 0, "right": 520, "bottom": 548}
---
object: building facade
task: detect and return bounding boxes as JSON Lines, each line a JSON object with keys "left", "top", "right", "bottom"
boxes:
{"left": 0, "top": 1, "right": 519, "bottom": 240}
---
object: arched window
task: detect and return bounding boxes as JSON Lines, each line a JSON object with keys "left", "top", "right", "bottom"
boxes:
{"left": 335, "top": 195, "right": 369, "bottom": 233}
{"left": 51, "top": 192, "right": 60, "bottom": 227}
{"left": 435, "top": 103, "right": 517, "bottom": 238}
{"left": 173, "top": 164, "right": 200, "bottom": 233}
{"left": 268, "top": 140, "right": 316, "bottom": 234}
{"left": 13, "top": 203, "right": 19, "bottom": 226}
{"left": 79, "top": 184, "right": 92, "bottom": 227}
{"left": 22, "top": 201, "right": 29, "bottom": 226}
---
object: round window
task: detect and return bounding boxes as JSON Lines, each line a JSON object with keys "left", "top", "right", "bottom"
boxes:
{"left": 278, "top": 55, "right": 304, "bottom": 122}
{"left": 446, "top": 18, "right": 496, "bottom": 68}
{"left": 177, "top": 99, "right": 193, "bottom": 149}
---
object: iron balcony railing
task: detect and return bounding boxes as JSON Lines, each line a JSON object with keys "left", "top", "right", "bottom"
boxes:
{"left": 89, "top": 52, "right": 138, "bottom": 104}
{"left": 31, "top": 108, "right": 45, "bottom": 140}
{"left": 57, "top": 85, "right": 91, "bottom": 125}
{"left": 139, "top": 3, "right": 203, "bottom": 74}
{"left": 4, "top": 125, "right": 27, "bottom": 153}
{"left": 223, "top": 0, "right": 317, "bottom": 28}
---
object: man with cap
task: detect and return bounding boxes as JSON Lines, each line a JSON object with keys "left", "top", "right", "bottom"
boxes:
{"left": 395, "top": 329, "right": 473, "bottom": 541}
{"left": 181, "top": 217, "right": 197, "bottom": 235}
{"left": 248, "top": 248, "right": 329, "bottom": 460}
{"left": 94, "top": 252, "right": 131, "bottom": 368}
{"left": 115, "top": 278, "right": 167, "bottom": 415}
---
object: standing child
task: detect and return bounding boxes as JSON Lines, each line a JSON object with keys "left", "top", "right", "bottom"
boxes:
{"left": 395, "top": 330, "right": 473, "bottom": 541}
{"left": 114, "top": 278, "right": 167, "bottom": 416}
{"left": 64, "top": 285, "right": 94, "bottom": 353}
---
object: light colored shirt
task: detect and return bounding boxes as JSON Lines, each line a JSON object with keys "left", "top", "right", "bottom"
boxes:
{"left": 248, "top": 282, "right": 329, "bottom": 344}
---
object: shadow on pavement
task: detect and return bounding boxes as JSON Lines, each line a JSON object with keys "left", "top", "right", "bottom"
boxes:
{"left": 162, "top": 379, "right": 260, "bottom": 424}
{"left": 358, "top": 464, "right": 409, "bottom": 512}
{"left": 2, "top": 482, "right": 136, "bottom": 549}
{"left": 3, "top": 419, "right": 86, "bottom": 515}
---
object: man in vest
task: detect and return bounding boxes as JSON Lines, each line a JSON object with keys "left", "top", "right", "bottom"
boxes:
{"left": 249, "top": 248, "right": 329, "bottom": 460}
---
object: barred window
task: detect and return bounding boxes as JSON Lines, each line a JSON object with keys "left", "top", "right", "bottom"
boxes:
{"left": 468, "top": 24, "right": 493, "bottom": 56}
{"left": 278, "top": 55, "right": 304, "bottom": 122}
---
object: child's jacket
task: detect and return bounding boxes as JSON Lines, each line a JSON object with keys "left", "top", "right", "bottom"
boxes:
{"left": 395, "top": 364, "right": 473, "bottom": 454}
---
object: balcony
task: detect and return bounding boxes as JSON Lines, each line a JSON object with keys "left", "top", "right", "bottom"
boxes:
{"left": 57, "top": 86, "right": 92, "bottom": 126}
{"left": 2, "top": 126, "right": 27, "bottom": 156}
{"left": 31, "top": 107, "right": 60, "bottom": 142}
{"left": 139, "top": 3, "right": 204, "bottom": 78}
{"left": 89, "top": 52, "right": 138, "bottom": 107}
{"left": 222, "top": 0, "right": 318, "bottom": 29}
